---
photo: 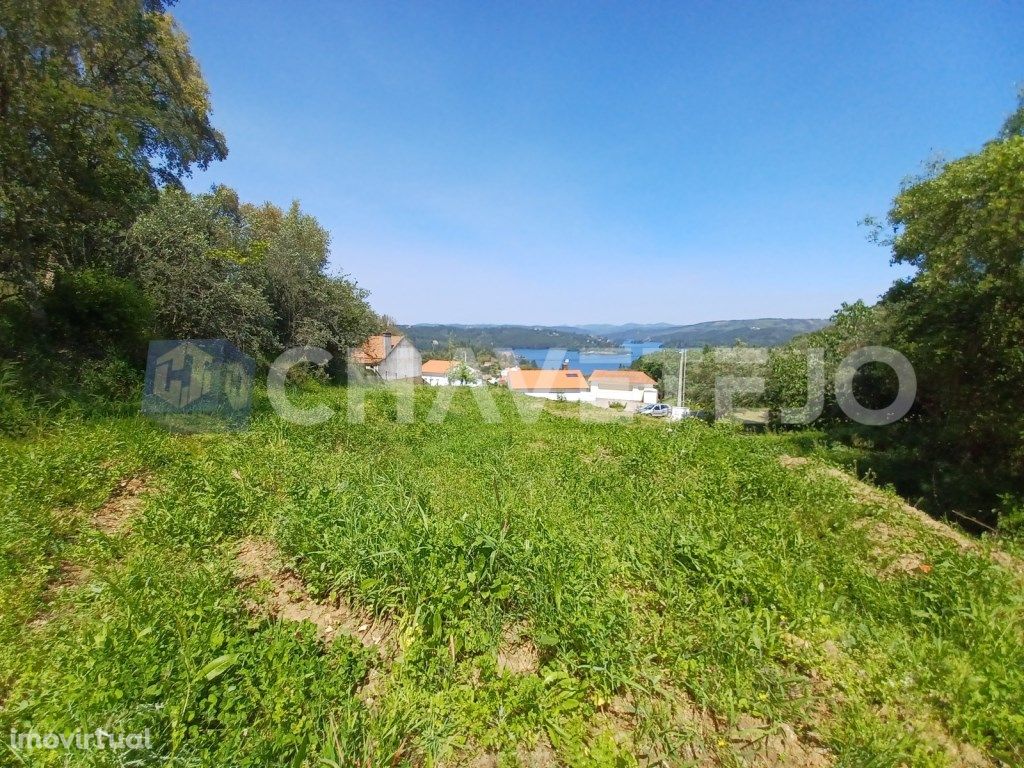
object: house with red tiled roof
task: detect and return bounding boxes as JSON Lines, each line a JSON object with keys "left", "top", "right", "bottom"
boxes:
{"left": 506, "top": 368, "right": 590, "bottom": 401}
{"left": 351, "top": 332, "right": 421, "bottom": 381}
{"left": 421, "top": 358, "right": 482, "bottom": 387}
{"left": 588, "top": 369, "right": 659, "bottom": 405}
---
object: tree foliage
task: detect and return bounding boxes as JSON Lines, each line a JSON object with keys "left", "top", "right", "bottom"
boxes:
{"left": 128, "top": 188, "right": 380, "bottom": 361}
{"left": 0, "top": 0, "right": 227, "bottom": 297}
{"left": 999, "top": 86, "right": 1024, "bottom": 139}
{"left": 766, "top": 118, "right": 1024, "bottom": 526}
{"left": 0, "top": 2, "right": 379, "bottom": 374}
{"left": 878, "top": 134, "right": 1024, "bottom": 523}
{"left": 244, "top": 201, "right": 378, "bottom": 354}
{"left": 128, "top": 187, "right": 276, "bottom": 355}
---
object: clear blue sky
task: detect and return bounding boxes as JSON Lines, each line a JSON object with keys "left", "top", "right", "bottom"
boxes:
{"left": 174, "top": 1, "right": 1022, "bottom": 326}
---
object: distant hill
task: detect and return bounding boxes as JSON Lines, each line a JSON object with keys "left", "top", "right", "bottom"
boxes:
{"left": 402, "top": 318, "right": 826, "bottom": 351}
{"left": 552, "top": 322, "right": 678, "bottom": 336}
{"left": 591, "top": 318, "right": 829, "bottom": 347}
{"left": 401, "top": 324, "right": 609, "bottom": 351}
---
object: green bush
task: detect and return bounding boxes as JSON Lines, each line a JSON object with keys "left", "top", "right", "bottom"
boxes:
{"left": 997, "top": 496, "right": 1024, "bottom": 538}
{"left": 0, "top": 361, "right": 49, "bottom": 436}
{"left": 0, "top": 300, "right": 39, "bottom": 357}
{"left": 78, "top": 356, "right": 143, "bottom": 404}
{"left": 44, "top": 269, "right": 154, "bottom": 360}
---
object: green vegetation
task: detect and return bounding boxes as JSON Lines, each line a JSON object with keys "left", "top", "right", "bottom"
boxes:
{"left": 593, "top": 319, "right": 828, "bottom": 347}
{"left": 2, "top": 2, "right": 1023, "bottom": 764}
{"left": 2, "top": 386, "right": 1022, "bottom": 765}
{"left": 402, "top": 321, "right": 828, "bottom": 353}
{"left": 633, "top": 104, "right": 1024, "bottom": 532}
{"left": 0, "top": 1, "right": 379, "bottom": 381}
{"left": 402, "top": 325, "right": 612, "bottom": 353}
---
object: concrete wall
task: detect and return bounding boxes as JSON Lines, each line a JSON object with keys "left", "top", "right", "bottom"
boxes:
{"left": 589, "top": 384, "right": 659, "bottom": 404}
{"left": 515, "top": 390, "right": 588, "bottom": 401}
{"left": 377, "top": 339, "right": 422, "bottom": 381}
{"left": 424, "top": 373, "right": 483, "bottom": 387}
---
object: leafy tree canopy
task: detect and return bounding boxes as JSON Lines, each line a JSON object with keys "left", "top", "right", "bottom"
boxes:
{"left": 0, "top": 0, "right": 226, "bottom": 297}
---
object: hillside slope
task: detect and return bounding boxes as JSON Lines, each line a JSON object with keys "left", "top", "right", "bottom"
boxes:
{"left": 402, "top": 319, "right": 827, "bottom": 352}
{"left": 1, "top": 387, "right": 1021, "bottom": 766}
{"left": 592, "top": 318, "right": 829, "bottom": 346}
{"left": 402, "top": 324, "right": 609, "bottom": 351}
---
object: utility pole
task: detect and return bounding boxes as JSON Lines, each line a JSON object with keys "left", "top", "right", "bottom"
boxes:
{"left": 675, "top": 348, "right": 684, "bottom": 409}
{"left": 682, "top": 348, "right": 688, "bottom": 410}
{"left": 676, "top": 348, "right": 688, "bottom": 409}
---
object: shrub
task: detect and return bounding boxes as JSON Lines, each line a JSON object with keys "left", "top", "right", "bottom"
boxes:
{"left": 44, "top": 269, "right": 154, "bottom": 360}
{"left": 0, "top": 361, "right": 50, "bottom": 436}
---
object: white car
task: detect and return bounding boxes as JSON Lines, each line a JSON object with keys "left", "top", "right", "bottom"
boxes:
{"left": 640, "top": 403, "right": 671, "bottom": 417}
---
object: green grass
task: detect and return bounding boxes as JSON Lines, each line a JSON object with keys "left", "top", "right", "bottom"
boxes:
{"left": 1, "top": 385, "right": 1022, "bottom": 766}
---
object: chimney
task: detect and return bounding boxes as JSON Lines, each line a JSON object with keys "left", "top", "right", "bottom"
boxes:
{"left": 382, "top": 332, "right": 393, "bottom": 357}
{"left": 561, "top": 358, "right": 569, "bottom": 370}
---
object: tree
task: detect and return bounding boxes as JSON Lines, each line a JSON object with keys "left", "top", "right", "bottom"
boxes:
{"left": 765, "top": 301, "right": 894, "bottom": 423}
{"left": 0, "top": 0, "right": 226, "bottom": 300}
{"left": 448, "top": 361, "right": 478, "bottom": 386}
{"left": 127, "top": 188, "right": 275, "bottom": 357}
{"left": 126, "top": 187, "right": 380, "bottom": 363}
{"left": 999, "top": 86, "right": 1024, "bottom": 139}
{"left": 244, "top": 200, "right": 379, "bottom": 356}
{"left": 877, "top": 134, "right": 1024, "bottom": 522}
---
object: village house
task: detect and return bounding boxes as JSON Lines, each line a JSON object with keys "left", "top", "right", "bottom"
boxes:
{"left": 506, "top": 368, "right": 590, "bottom": 401}
{"left": 421, "top": 358, "right": 483, "bottom": 387}
{"left": 587, "top": 369, "right": 659, "bottom": 406}
{"left": 351, "top": 332, "right": 421, "bottom": 381}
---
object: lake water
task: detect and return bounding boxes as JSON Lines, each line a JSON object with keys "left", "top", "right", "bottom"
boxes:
{"left": 510, "top": 342, "right": 662, "bottom": 376}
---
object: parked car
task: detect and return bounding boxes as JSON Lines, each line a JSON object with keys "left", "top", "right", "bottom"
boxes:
{"left": 641, "top": 403, "right": 671, "bottom": 418}
{"left": 636, "top": 403, "right": 657, "bottom": 415}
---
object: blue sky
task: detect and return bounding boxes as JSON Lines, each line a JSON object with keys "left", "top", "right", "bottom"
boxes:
{"left": 174, "top": 1, "right": 1022, "bottom": 326}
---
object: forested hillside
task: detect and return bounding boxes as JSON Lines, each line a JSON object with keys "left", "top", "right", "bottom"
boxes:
{"left": 404, "top": 320, "right": 827, "bottom": 352}
{"left": 571, "top": 319, "right": 828, "bottom": 346}
{"left": 402, "top": 324, "right": 608, "bottom": 353}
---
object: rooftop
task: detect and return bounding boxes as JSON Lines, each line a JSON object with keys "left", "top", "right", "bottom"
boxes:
{"left": 588, "top": 369, "right": 657, "bottom": 387}
{"left": 352, "top": 333, "right": 404, "bottom": 365}
{"left": 421, "top": 359, "right": 456, "bottom": 375}
{"left": 507, "top": 369, "right": 589, "bottom": 392}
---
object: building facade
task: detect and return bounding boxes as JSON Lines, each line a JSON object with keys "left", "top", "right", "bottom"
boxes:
{"left": 352, "top": 333, "right": 422, "bottom": 381}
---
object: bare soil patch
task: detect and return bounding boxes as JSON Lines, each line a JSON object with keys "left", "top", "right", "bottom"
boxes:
{"left": 496, "top": 622, "right": 540, "bottom": 675}
{"left": 590, "top": 686, "right": 834, "bottom": 767}
{"left": 781, "top": 623, "right": 994, "bottom": 767}
{"left": 93, "top": 473, "right": 151, "bottom": 534}
{"left": 28, "top": 562, "right": 91, "bottom": 630}
{"left": 875, "top": 705, "right": 996, "bottom": 768}
{"left": 727, "top": 714, "right": 832, "bottom": 768}
{"left": 462, "top": 752, "right": 498, "bottom": 768}
{"left": 591, "top": 689, "right": 718, "bottom": 765}
{"left": 580, "top": 445, "right": 616, "bottom": 465}
{"left": 851, "top": 518, "right": 933, "bottom": 578}
{"left": 516, "top": 734, "right": 557, "bottom": 768}
{"left": 234, "top": 537, "right": 395, "bottom": 654}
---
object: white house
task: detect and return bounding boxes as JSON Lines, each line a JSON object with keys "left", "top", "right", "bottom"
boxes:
{"left": 588, "top": 369, "right": 659, "bottom": 405}
{"left": 352, "top": 333, "right": 421, "bottom": 381}
{"left": 421, "top": 358, "right": 483, "bottom": 387}
{"left": 506, "top": 368, "right": 590, "bottom": 401}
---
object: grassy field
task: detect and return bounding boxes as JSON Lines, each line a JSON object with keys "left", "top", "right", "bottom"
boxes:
{"left": 1, "top": 385, "right": 1022, "bottom": 767}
